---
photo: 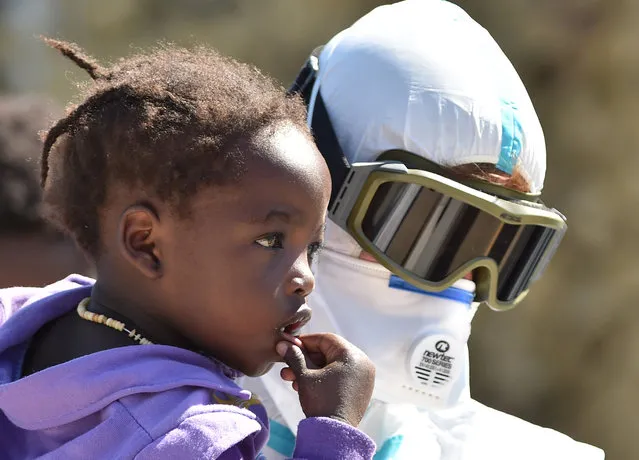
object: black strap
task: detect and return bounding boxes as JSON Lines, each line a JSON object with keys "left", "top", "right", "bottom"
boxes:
{"left": 309, "top": 93, "right": 351, "bottom": 207}
{"left": 288, "top": 62, "right": 316, "bottom": 106}
{"left": 288, "top": 47, "right": 351, "bottom": 207}
{"left": 287, "top": 46, "right": 323, "bottom": 102}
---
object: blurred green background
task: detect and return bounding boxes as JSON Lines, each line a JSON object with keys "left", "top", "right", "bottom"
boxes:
{"left": 1, "top": 1, "right": 632, "bottom": 458}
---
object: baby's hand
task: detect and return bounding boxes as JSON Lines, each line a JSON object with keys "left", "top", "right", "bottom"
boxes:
{"left": 276, "top": 333, "right": 375, "bottom": 427}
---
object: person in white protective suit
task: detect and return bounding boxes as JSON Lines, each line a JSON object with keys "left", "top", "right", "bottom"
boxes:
{"left": 244, "top": 1, "right": 605, "bottom": 458}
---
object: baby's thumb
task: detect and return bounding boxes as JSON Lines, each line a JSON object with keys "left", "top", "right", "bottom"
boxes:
{"left": 277, "top": 341, "right": 307, "bottom": 376}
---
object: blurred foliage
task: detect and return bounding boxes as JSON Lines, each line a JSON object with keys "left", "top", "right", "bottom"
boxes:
{"left": 1, "top": 1, "right": 635, "bottom": 458}
{"left": 0, "top": 0, "right": 387, "bottom": 102}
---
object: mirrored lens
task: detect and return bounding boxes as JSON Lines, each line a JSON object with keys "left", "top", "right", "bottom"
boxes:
{"left": 361, "top": 182, "right": 558, "bottom": 302}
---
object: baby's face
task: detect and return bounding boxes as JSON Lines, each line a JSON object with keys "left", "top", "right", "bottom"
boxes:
{"left": 160, "top": 124, "right": 331, "bottom": 376}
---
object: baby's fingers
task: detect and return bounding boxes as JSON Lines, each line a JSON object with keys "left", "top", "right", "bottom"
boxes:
{"left": 280, "top": 367, "right": 296, "bottom": 382}
{"left": 298, "top": 333, "right": 350, "bottom": 364}
{"left": 280, "top": 367, "right": 299, "bottom": 391}
{"left": 276, "top": 342, "right": 307, "bottom": 376}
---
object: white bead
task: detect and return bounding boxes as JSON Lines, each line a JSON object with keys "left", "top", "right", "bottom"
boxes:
{"left": 76, "top": 298, "right": 153, "bottom": 346}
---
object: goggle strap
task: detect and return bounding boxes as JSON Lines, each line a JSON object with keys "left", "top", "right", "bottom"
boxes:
{"left": 310, "top": 93, "right": 351, "bottom": 207}
{"left": 287, "top": 46, "right": 323, "bottom": 100}
{"left": 288, "top": 47, "right": 351, "bottom": 208}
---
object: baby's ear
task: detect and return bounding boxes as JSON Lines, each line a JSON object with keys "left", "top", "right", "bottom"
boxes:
{"left": 117, "top": 205, "right": 163, "bottom": 279}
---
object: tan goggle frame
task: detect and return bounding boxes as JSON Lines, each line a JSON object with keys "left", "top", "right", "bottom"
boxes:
{"left": 336, "top": 155, "right": 566, "bottom": 310}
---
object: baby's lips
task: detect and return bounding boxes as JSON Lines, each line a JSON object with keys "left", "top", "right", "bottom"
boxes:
{"left": 279, "top": 331, "right": 303, "bottom": 348}
{"left": 277, "top": 305, "right": 312, "bottom": 337}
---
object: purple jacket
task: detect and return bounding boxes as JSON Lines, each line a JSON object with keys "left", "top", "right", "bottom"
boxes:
{"left": 0, "top": 275, "right": 375, "bottom": 459}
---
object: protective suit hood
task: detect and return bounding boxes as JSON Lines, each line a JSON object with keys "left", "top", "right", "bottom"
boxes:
{"left": 309, "top": 0, "right": 546, "bottom": 258}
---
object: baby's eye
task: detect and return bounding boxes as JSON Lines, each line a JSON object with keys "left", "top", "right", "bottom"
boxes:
{"left": 255, "top": 232, "right": 284, "bottom": 250}
{"left": 307, "top": 241, "right": 325, "bottom": 263}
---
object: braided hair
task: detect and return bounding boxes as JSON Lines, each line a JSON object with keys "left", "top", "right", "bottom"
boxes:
{"left": 41, "top": 38, "right": 309, "bottom": 256}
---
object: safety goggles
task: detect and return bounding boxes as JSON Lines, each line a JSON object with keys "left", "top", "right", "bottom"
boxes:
{"left": 289, "top": 49, "right": 567, "bottom": 310}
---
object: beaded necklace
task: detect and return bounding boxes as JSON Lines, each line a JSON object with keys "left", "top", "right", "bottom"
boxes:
{"left": 76, "top": 297, "right": 153, "bottom": 345}
{"left": 76, "top": 297, "right": 242, "bottom": 379}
